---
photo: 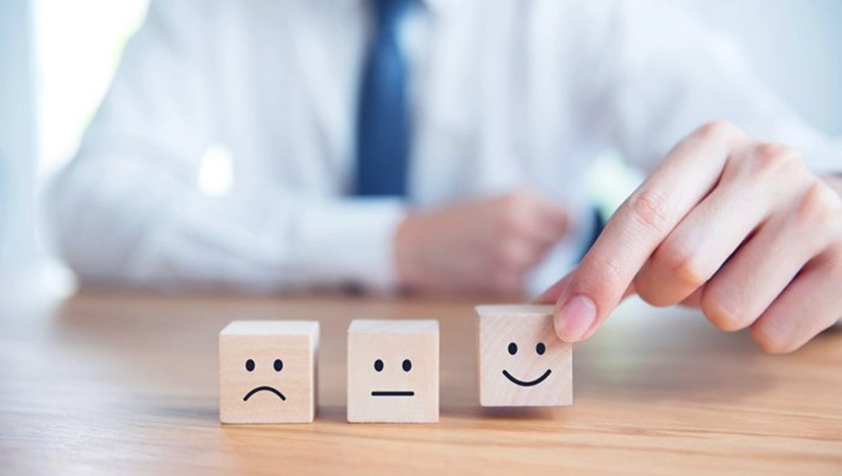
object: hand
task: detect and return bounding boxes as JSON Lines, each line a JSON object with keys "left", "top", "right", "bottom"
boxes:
{"left": 395, "top": 191, "right": 569, "bottom": 295}
{"left": 539, "top": 121, "right": 842, "bottom": 353}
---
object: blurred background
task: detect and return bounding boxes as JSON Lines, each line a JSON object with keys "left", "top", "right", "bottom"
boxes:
{"left": 1, "top": 0, "right": 841, "bottom": 300}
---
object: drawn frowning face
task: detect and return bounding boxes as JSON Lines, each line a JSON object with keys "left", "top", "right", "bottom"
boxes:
{"left": 219, "top": 320, "right": 318, "bottom": 424}
{"left": 241, "top": 357, "right": 287, "bottom": 402}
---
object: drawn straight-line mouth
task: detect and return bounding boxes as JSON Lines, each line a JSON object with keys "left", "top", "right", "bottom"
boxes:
{"left": 502, "top": 369, "right": 552, "bottom": 387}
{"left": 371, "top": 390, "right": 415, "bottom": 397}
{"left": 243, "top": 386, "right": 287, "bottom": 401}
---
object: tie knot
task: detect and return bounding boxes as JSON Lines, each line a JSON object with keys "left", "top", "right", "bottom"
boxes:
{"left": 373, "top": 0, "right": 415, "bottom": 29}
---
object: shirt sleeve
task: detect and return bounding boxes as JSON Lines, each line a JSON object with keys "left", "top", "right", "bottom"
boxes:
{"left": 49, "top": 0, "right": 407, "bottom": 293}
{"left": 581, "top": 0, "right": 842, "bottom": 175}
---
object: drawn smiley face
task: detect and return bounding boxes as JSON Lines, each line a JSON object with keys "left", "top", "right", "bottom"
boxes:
{"left": 502, "top": 341, "right": 552, "bottom": 387}
{"left": 242, "top": 357, "right": 286, "bottom": 402}
{"left": 477, "top": 305, "right": 572, "bottom": 407}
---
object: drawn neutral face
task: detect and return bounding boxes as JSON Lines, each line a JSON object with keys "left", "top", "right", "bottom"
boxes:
{"left": 370, "top": 357, "right": 415, "bottom": 397}
{"left": 347, "top": 320, "right": 440, "bottom": 423}
{"left": 241, "top": 357, "right": 287, "bottom": 402}
{"left": 501, "top": 340, "right": 552, "bottom": 387}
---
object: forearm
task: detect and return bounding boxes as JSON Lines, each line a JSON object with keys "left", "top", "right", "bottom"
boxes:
{"left": 52, "top": 156, "right": 406, "bottom": 292}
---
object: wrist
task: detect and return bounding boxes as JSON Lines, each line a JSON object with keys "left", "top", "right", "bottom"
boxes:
{"left": 393, "top": 212, "right": 424, "bottom": 291}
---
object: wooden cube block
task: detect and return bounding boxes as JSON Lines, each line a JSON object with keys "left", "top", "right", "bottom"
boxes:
{"left": 219, "top": 320, "right": 319, "bottom": 424}
{"left": 347, "top": 320, "right": 439, "bottom": 423}
{"left": 476, "top": 305, "right": 572, "bottom": 407}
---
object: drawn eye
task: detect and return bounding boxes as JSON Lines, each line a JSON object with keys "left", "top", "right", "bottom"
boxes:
{"left": 402, "top": 359, "right": 412, "bottom": 372}
{"left": 374, "top": 359, "right": 384, "bottom": 372}
{"left": 508, "top": 342, "right": 518, "bottom": 355}
{"left": 274, "top": 359, "right": 283, "bottom": 372}
{"left": 245, "top": 359, "right": 255, "bottom": 372}
{"left": 536, "top": 343, "right": 546, "bottom": 355}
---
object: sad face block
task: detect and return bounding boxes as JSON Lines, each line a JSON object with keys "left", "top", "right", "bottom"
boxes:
{"left": 476, "top": 305, "right": 572, "bottom": 407}
{"left": 347, "top": 320, "right": 439, "bottom": 423}
{"left": 219, "top": 320, "right": 319, "bottom": 424}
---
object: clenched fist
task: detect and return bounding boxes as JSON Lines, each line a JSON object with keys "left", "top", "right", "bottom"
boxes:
{"left": 395, "top": 191, "right": 569, "bottom": 295}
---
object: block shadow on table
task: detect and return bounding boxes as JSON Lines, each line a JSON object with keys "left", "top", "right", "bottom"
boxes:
{"left": 572, "top": 304, "right": 773, "bottom": 404}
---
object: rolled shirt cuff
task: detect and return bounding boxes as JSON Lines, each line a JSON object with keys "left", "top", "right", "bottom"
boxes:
{"left": 292, "top": 197, "right": 407, "bottom": 293}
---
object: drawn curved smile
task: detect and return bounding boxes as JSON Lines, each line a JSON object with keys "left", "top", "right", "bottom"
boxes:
{"left": 243, "top": 386, "right": 286, "bottom": 401}
{"left": 502, "top": 369, "right": 552, "bottom": 387}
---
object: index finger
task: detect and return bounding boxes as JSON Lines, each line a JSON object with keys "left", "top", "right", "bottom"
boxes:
{"left": 553, "top": 121, "right": 746, "bottom": 342}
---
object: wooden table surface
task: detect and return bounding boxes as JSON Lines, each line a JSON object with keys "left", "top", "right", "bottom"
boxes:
{"left": 1, "top": 290, "right": 840, "bottom": 475}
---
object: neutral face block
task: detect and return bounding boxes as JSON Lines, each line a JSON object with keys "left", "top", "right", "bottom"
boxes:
{"left": 476, "top": 305, "right": 572, "bottom": 407}
{"left": 347, "top": 320, "right": 439, "bottom": 423}
{"left": 219, "top": 320, "right": 319, "bottom": 424}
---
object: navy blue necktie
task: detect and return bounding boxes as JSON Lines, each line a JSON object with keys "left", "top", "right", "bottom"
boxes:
{"left": 355, "top": 0, "right": 413, "bottom": 197}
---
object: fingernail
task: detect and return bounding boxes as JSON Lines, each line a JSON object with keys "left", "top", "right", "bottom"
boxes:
{"left": 555, "top": 294, "right": 597, "bottom": 342}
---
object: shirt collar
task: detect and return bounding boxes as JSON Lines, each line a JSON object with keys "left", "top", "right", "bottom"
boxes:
{"left": 422, "top": 0, "right": 453, "bottom": 14}
{"left": 340, "top": 0, "right": 454, "bottom": 16}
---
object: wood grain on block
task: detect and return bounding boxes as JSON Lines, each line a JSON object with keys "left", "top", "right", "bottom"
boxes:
{"left": 219, "top": 320, "right": 319, "bottom": 424}
{"left": 347, "top": 319, "right": 439, "bottom": 423}
{"left": 476, "top": 305, "right": 572, "bottom": 407}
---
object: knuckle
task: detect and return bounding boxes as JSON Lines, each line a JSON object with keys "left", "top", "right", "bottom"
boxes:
{"left": 750, "top": 324, "right": 798, "bottom": 354}
{"left": 626, "top": 188, "right": 673, "bottom": 235}
{"left": 502, "top": 191, "right": 532, "bottom": 213}
{"left": 499, "top": 213, "right": 522, "bottom": 237}
{"left": 695, "top": 120, "right": 740, "bottom": 143}
{"left": 634, "top": 241, "right": 709, "bottom": 308}
{"left": 496, "top": 241, "right": 532, "bottom": 271}
{"left": 701, "top": 285, "right": 750, "bottom": 331}
{"left": 656, "top": 242, "right": 709, "bottom": 290}
{"left": 830, "top": 243, "right": 842, "bottom": 269}
{"left": 633, "top": 275, "right": 670, "bottom": 308}
{"left": 497, "top": 194, "right": 533, "bottom": 233}
{"left": 795, "top": 180, "right": 842, "bottom": 230}
{"left": 497, "top": 209, "right": 526, "bottom": 237}
{"left": 744, "top": 142, "right": 804, "bottom": 180}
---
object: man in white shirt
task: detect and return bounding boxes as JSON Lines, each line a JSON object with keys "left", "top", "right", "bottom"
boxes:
{"left": 52, "top": 0, "right": 842, "bottom": 352}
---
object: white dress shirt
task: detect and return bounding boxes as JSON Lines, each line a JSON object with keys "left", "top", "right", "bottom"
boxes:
{"left": 51, "top": 0, "right": 842, "bottom": 294}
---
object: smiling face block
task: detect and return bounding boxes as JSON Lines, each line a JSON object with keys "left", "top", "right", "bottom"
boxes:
{"left": 347, "top": 320, "right": 439, "bottom": 423}
{"left": 219, "top": 320, "right": 319, "bottom": 424}
{"left": 476, "top": 305, "right": 572, "bottom": 407}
